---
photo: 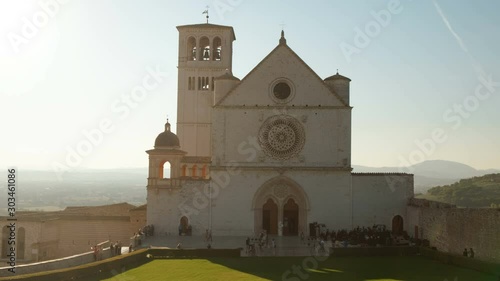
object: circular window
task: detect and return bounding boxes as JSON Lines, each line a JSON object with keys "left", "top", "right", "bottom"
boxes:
{"left": 273, "top": 82, "right": 291, "bottom": 100}
{"left": 258, "top": 115, "right": 305, "bottom": 160}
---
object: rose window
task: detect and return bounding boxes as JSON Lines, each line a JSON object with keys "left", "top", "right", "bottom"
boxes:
{"left": 258, "top": 115, "right": 305, "bottom": 160}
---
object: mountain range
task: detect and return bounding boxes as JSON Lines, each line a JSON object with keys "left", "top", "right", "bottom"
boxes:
{"left": 353, "top": 160, "right": 500, "bottom": 193}
{"left": 0, "top": 160, "right": 497, "bottom": 214}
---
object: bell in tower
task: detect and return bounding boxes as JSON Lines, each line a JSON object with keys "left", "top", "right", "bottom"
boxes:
{"left": 214, "top": 48, "right": 221, "bottom": 60}
{"left": 203, "top": 47, "right": 210, "bottom": 60}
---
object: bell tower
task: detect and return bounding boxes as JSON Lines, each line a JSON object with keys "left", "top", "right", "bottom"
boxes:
{"left": 176, "top": 23, "right": 236, "bottom": 159}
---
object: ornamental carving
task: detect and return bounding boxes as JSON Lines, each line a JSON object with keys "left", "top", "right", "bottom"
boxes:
{"left": 273, "top": 184, "right": 288, "bottom": 199}
{"left": 258, "top": 115, "right": 305, "bottom": 160}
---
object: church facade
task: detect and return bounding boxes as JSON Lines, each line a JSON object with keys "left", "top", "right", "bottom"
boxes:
{"left": 146, "top": 23, "right": 414, "bottom": 237}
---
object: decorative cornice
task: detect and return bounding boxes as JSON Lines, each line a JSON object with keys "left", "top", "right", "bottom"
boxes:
{"left": 210, "top": 166, "right": 352, "bottom": 172}
{"left": 182, "top": 156, "right": 212, "bottom": 163}
{"left": 214, "top": 105, "right": 352, "bottom": 109}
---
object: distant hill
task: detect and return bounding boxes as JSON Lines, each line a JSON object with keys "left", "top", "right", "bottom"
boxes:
{"left": 419, "top": 173, "right": 500, "bottom": 208}
{"left": 1, "top": 160, "right": 498, "bottom": 214}
{"left": 0, "top": 168, "right": 149, "bottom": 215}
{"left": 353, "top": 160, "right": 500, "bottom": 193}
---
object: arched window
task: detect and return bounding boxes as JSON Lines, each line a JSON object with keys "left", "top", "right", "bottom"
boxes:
{"left": 213, "top": 37, "right": 222, "bottom": 61}
{"left": 187, "top": 37, "right": 197, "bottom": 61}
{"left": 1, "top": 225, "right": 9, "bottom": 258}
{"left": 199, "top": 37, "right": 210, "bottom": 61}
{"left": 160, "top": 161, "right": 171, "bottom": 179}
{"left": 201, "top": 165, "right": 207, "bottom": 178}
{"left": 182, "top": 165, "right": 187, "bottom": 177}
{"left": 17, "top": 227, "right": 25, "bottom": 259}
{"left": 179, "top": 216, "right": 189, "bottom": 235}
{"left": 188, "top": 77, "right": 196, "bottom": 91}
{"left": 191, "top": 165, "right": 197, "bottom": 177}
{"left": 201, "top": 77, "right": 210, "bottom": 90}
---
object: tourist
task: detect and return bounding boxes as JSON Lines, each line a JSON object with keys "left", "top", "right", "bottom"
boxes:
{"left": 245, "top": 237, "right": 250, "bottom": 253}
{"left": 300, "top": 231, "right": 305, "bottom": 243}
{"left": 208, "top": 229, "right": 213, "bottom": 242}
{"left": 469, "top": 248, "right": 474, "bottom": 258}
{"left": 92, "top": 245, "right": 98, "bottom": 261}
{"left": 110, "top": 243, "right": 114, "bottom": 257}
{"left": 463, "top": 248, "right": 468, "bottom": 257}
{"left": 177, "top": 242, "right": 182, "bottom": 249}
{"left": 117, "top": 241, "right": 122, "bottom": 255}
{"left": 272, "top": 238, "right": 276, "bottom": 255}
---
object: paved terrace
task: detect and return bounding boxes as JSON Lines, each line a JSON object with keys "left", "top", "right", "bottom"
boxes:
{"left": 140, "top": 235, "right": 330, "bottom": 257}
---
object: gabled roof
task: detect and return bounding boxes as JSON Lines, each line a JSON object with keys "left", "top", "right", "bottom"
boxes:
{"left": 215, "top": 39, "right": 347, "bottom": 107}
{"left": 130, "top": 204, "right": 147, "bottom": 211}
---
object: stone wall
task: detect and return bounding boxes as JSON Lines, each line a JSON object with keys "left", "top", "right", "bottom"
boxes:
{"left": 0, "top": 216, "right": 133, "bottom": 263}
{"left": 352, "top": 173, "right": 414, "bottom": 230}
{"left": 0, "top": 245, "right": 111, "bottom": 277}
{"left": 407, "top": 199, "right": 500, "bottom": 263}
{"left": 147, "top": 179, "right": 210, "bottom": 237}
{"left": 129, "top": 205, "right": 147, "bottom": 234}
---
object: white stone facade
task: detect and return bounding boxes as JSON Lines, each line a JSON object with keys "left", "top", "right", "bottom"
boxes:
{"left": 146, "top": 23, "right": 414, "bottom": 237}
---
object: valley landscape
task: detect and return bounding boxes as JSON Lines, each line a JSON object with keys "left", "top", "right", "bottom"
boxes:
{"left": 1, "top": 160, "right": 498, "bottom": 215}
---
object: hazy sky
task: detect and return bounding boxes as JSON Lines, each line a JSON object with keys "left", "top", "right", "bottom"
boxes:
{"left": 1, "top": 0, "right": 499, "bottom": 173}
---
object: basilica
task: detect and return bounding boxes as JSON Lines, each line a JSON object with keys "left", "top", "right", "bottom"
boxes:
{"left": 146, "top": 23, "right": 414, "bottom": 237}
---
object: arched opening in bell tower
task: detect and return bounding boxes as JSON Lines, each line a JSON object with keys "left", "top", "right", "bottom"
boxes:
{"left": 159, "top": 161, "right": 171, "bottom": 179}
{"left": 213, "top": 37, "right": 222, "bottom": 61}
{"left": 187, "top": 37, "right": 197, "bottom": 61}
{"left": 200, "top": 37, "right": 210, "bottom": 61}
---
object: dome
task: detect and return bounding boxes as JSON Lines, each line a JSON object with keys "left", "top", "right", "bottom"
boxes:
{"left": 324, "top": 71, "right": 351, "bottom": 82}
{"left": 154, "top": 121, "right": 180, "bottom": 148}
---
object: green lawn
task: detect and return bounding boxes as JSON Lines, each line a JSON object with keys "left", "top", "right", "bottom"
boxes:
{"left": 101, "top": 256, "right": 498, "bottom": 281}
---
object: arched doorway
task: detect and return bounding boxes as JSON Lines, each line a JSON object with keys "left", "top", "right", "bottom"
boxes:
{"left": 179, "top": 216, "right": 191, "bottom": 236}
{"left": 262, "top": 199, "right": 278, "bottom": 235}
{"left": 392, "top": 215, "right": 404, "bottom": 235}
{"left": 252, "top": 176, "right": 310, "bottom": 236}
{"left": 283, "top": 199, "right": 299, "bottom": 236}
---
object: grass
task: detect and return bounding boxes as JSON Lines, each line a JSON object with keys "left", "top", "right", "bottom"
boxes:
{"left": 101, "top": 256, "right": 498, "bottom": 281}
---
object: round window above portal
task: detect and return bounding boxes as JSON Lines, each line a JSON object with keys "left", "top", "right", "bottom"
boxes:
{"left": 258, "top": 115, "right": 305, "bottom": 160}
{"left": 269, "top": 78, "right": 295, "bottom": 103}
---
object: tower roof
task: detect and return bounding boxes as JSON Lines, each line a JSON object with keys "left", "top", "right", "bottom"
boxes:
{"left": 154, "top": 121, "right": 180, "bottom": 148}
{"left": 325, "top": 72, "right": 351, "bottom": 82}
{"left": 176, "top": 23, "right": 236, "bottom": 40}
